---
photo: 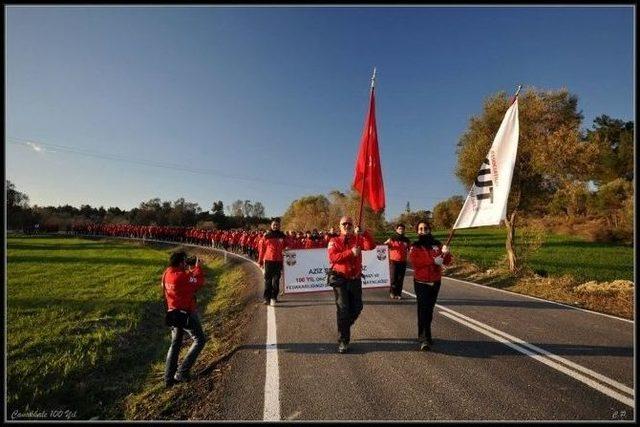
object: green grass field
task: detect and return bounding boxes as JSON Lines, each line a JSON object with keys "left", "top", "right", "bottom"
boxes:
{"left": 5, "top": 231, "right": 634, "bottom": 419}
{"left": 380, "top": 226, "right": 634, "bottom": 282}
{"left": 6, "top": 236, "right": 232, "bottom": 420}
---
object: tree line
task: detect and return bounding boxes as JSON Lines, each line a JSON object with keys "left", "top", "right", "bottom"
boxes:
{"left": 5, "top": 184, "right": 270, "bottom": 232}
{"left": 278, "top": 87, "right": 633, "bottom": 274}
{"left": 430, "top": 91, "right": 632, "bottom": 234}
{"left": 427, "top": 88, "right": 633, "bottom": 272}
{"left": 7, "top": 87, "right": 633, "bottom": 273}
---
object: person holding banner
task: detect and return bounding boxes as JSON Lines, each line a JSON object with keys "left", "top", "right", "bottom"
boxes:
{"left": 327, "top": 216, "right": 376, "bottom": 354}
{"left": 384, "top": 223, "right": 410, "bottom": 300}
{"left": 258, "top": 218, "right": 286, "bottom": 306}
{"left": 408, "top": 222, "right": 452, "bottom": 351}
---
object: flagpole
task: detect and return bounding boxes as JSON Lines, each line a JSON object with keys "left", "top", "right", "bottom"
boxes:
{"left": 510, "top": 84, "right": 522, "bottom": 105}
{"left": 357, "top": 67, "right": 376, "bottom": 228}
{"left": 444, "top": 84, "right": 522, "bottom": 248}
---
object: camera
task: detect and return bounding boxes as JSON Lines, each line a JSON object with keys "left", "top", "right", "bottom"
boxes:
{"left": 185, "top": 256, "right": 198, "bottom": 266}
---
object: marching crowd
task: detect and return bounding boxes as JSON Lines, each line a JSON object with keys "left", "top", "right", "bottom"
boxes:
{"left": 71, "top": 218, "right": 452, "bottom": 386}
{"left": 71, "top": 223, "right": 340, "bottom": 260}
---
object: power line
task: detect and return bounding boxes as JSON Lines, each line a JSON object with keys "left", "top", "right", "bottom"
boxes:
{"left": 7, "top": 136, "right": 450, "bottom": 202}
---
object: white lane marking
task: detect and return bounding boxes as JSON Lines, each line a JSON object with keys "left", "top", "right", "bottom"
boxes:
{"left": 439, "top": 311, "right": 635, "bottom": 409}
{"left": 402, "top": 288, "right": 634, "bottom": 408}
{"left": 263, "top": 305, "right": 281, "bottom": 421}
{"left": 436, "top": 304, "right": 635, "bottom": 396}
{"left": 405, "top": 267, "right": 633, "bottom": 324}
{"left": 81, "top": 236, "right": 634, "bottom": 411}
{"left": 83, "top": 236, "right": 283, "bottom": 420}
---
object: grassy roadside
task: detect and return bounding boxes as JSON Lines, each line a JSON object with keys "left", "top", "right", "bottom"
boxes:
{"left": 378, "top": 227, "right": 634, "bottom": 319}
{"left": 6, "top": 236, "right": 256, "bottom": 420}
{"left": 123, "top": 251, "right": 257, "bottom": 420}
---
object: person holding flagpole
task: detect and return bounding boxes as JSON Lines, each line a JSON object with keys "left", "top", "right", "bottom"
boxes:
{"left": 409, "top": 221, "right": 452, "bottom": 351}
{"left": 327, "top": 216, "right": 376, "bottom": 353}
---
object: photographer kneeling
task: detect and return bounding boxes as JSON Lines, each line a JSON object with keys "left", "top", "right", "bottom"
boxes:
{"left": 161, "top": 250, "right": 206, "bottom": 388}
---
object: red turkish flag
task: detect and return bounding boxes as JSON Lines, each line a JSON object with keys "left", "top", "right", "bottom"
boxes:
{"left": 353, "top": 88, "right": 385, "bottom": 213}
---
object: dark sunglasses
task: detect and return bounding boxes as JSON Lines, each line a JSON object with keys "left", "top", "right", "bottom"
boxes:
{"left": 341, "top": 222, "right": 353, "bottom": 226}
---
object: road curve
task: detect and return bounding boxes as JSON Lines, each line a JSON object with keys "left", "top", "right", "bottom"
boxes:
{"left": 207, "top": 248, "right": 635, "bottom": 421}
{"left": 74, "top": 236, "right": 635, "bottom": 421}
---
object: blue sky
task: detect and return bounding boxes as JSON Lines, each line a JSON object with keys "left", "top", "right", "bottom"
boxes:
{"left": 6, "top": 6, "right": 635, "bottom": 220}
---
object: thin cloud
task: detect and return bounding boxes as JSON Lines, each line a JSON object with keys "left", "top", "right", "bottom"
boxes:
{"left": 25, "top": 141, "right": 55, "bottom": 153}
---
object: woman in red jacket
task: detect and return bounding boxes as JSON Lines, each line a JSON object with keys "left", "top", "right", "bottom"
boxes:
{"left": 408, "top": 222, "right": 452, "bottom": 351}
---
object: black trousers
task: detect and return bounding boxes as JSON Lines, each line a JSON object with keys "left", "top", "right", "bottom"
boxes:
{"left": 263, "top": 261, "right": 283, "bottom": 300}
{"left": 389, "top": 261, "right": 407, "bottom": 296}
{"left": 332, "top": 277, "right": 363, "bottom": 344}
{"left": 414, "top": 280, "right": 442, "bottom": 342}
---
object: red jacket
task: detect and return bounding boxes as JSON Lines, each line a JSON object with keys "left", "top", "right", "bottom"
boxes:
{"left": 162, "top": 265, "right": 205, "bottom": 313}
{"left": 409, "top": 242, "right": 452, "bottom": 283}
{"left": 387, "top": 234, "right": 411, "bottom": 262}
{"left": 328, "top": 231, "right": 376, "bottom": 279}
{"left": 258, "top": 230, "right": 286, "bottom": 264}
{"left": 303, "top": 238, "right": 324, "bottom": 249}
{"left": 285, "top": 236, "right": 299, "bottom": 249}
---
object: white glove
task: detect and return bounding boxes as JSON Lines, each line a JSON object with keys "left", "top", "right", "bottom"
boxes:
{"left": 441, "top": 245, "right": 449, "bottom": 254}
{"left": 434, "top": 256, "right": 444, "bottom": 266}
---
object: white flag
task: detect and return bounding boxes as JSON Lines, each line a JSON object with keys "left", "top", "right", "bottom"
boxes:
{"left": 453, "top": 97, "right": 519, "bottom": 229}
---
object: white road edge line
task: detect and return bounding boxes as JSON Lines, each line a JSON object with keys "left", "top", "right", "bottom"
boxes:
{"left": 438, "top": 311, "right": 635, "bottom": 409}
{"left": 401, "top": 288, "right": 634, "bottom": 408}
{"left": 435, "top": 304, "right": 635, "bottom": 396}
{"left": 80, "top": 236, "right": 283, "bottom": 421}
{"left": 263, "top": 305, "right": 281, "bottom": 421}
{"left": 75, "top": 236, "right": 632, "bottom": 413}
{"left": 405, "top": 268, "right": 634, "bottom": 324}
{"left": 191, "top": 245, "right": 282, "bottom": 421}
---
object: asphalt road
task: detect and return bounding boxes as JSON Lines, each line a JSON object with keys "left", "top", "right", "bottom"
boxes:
{"left": 212, "top": 253, "right": 635, "bottom": 422}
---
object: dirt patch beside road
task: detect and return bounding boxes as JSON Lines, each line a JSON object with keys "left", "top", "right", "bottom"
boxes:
{"left": 444, "top": 258, "right": 634, "bottom": 320}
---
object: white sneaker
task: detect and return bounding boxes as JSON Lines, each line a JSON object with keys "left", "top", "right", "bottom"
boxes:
{"left": 270, "top": 299, "right": 276, "bottom": 307}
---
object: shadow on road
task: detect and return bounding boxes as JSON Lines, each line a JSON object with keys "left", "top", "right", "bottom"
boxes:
{"left": 271, "top": 298, "right": 577, "bottom": 310}
{"left": 223, "top": 338, "right": 633, "bottom": 358}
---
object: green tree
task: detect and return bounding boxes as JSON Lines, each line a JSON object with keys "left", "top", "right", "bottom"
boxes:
{"left": 6, "top": 180, "right": 33, "bottom": 230}
{"left": 392, "top": 209, "right": 433, "bottom": 231}
{"left": 7, "top": 180, "right": 29, "bottom": 210}
{"left": 548, "top": 181, "right": 590, "bottom": 217}
{"left": 242, "top": 200, "right": 254, "bottom": 217}
{"left": 228, "top": 200, "right": 244, "bottom": 217}
{"left": 211, "top": 201, "right": 224, "bottom": 217}
{"left": 589, "top": 178, "right": 633, "bottom": 230}
{"left": 585, "top": 115, "right": 634, "bottom": 184}
{"left": 455, "top": 87, "right": 594, "bottom": 272}
{"left": 282, "top": 190, "right": 386, "bottom": 234}
{"left": 136, "top": 198, "right": 162, "bottom": 225}
{"left": 432, "top": 196, "right": 464, "bottom": 230}
{"left": 169, "top": 198, "right": 201, "bottom": 226}
{"left": 282, "top": 195, "right": 332, "bottom": 231}
{"left": 252, "top": 202, "right": 266, "bottom": 218}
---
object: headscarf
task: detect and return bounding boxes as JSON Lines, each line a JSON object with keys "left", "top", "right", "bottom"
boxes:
{"left": 413, "top": 232, "right": 441, "bottom": 248}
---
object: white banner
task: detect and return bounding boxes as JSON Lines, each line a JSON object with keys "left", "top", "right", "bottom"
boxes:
{"left": 453, "top": 97, "right": 520, "bottom": 229}
{"left": 283, "top": 246, "right": 391, "bottom": 294}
